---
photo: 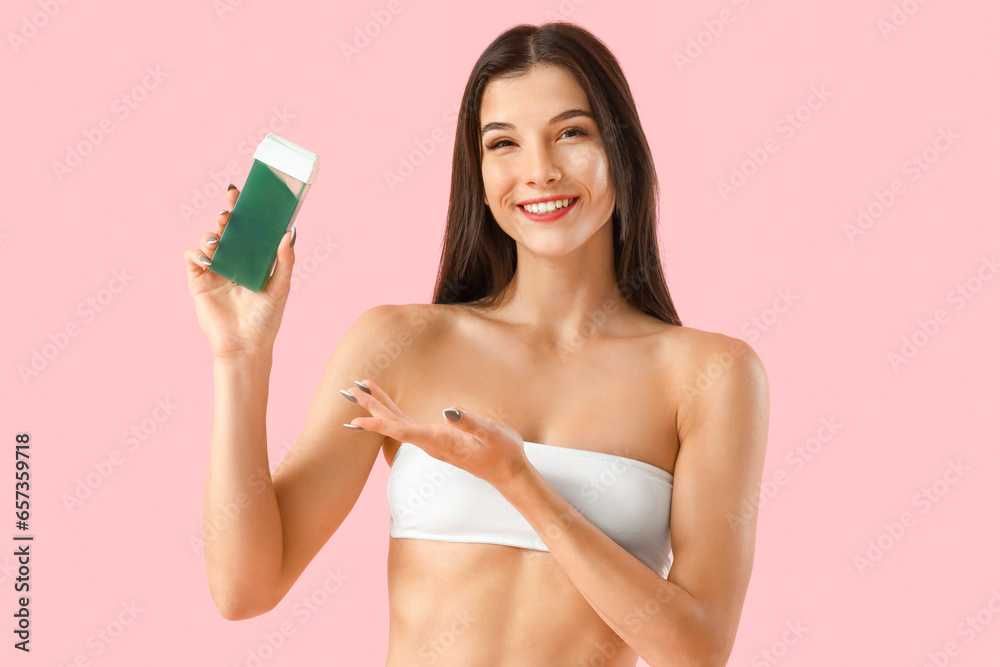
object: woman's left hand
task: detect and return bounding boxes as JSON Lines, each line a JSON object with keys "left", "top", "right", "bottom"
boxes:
{"left": 341, "top": 379, "right": 530, "bottom": 489}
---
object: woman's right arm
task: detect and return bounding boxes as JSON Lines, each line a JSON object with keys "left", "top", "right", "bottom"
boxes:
{"left": 204, "top": 306, "right": 393, "bottom": 621}
{"left": 203, "top": 350, "right": 278, "bottom": 619}
{"left": 185, "top": 187, "right": 394, "bottom": 620}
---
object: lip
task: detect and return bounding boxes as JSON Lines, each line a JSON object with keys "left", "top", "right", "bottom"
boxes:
{"left": 516, "top": 194, "right": 579, "bottom": 206}
{"left": 518, "top": 197, "right": 579, "bottom": 222}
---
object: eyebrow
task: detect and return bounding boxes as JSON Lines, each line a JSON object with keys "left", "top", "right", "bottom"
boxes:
{"left": 480, "top": 108, "right": 594, "bottom": 137}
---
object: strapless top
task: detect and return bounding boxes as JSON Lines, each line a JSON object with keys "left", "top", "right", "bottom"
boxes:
{"left": 386, "top": 440, "right": 674, "bottom": 576}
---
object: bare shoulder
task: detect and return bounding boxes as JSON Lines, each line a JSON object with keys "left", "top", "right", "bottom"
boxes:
{"left": 655, "top": 324, "right": 766, "bottom": 381}
{"left": 356, "top": 302, "right": 458, "bottom": 342}
{"left": 347, "top": 303, "right": 456, "bottom": 341}
{"left": 661, "top": 325, "right": 769, "bottom": 442}
{"left": 345, "top": 302, "right": 460, "bottom": 386}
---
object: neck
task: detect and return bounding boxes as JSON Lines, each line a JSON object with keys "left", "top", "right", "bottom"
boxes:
{"left": 481, "top": 235, "right": 631, "bottom": 348}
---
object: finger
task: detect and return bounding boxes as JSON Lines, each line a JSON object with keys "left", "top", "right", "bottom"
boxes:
{"left": 355, "top": 379, "right": 408, "bottom": 417}
{"left": 214, "top": 184, "right": 238, "bottom": 237}
{"left": 201, "top": 231, "right": 220, "bottom": 258}
{"left": 442, "top": 405, "right": 504, "bottom": 441}
{"left": 348, "top": 416, "right": 438, "bottom": 446}
{"left": 342, "top": 379, "right": 407, "bottom": 421}
{"left": 341, "top": 386, "right": 400, "bottom": 423}
{"left": 264, "top": 227, "right": 295, "bottom": 300}
{"left": 216, "top": 207, "right": 232, "bottom": 239}
{"left": 184, "top": 247, "right": 215, "bottom": 283}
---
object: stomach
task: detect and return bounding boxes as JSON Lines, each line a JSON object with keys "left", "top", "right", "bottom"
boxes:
{"left": 383, "top": 537, "right": 641, "bottom": 667}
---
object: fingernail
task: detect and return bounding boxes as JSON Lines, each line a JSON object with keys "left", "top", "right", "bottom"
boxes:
{"left": 227, "top": 183, "right": 237, "bottom": 191}
{"left": 443, "top": 408, "right": 462, "bottom": 422}
{"left": 206, "top": 235, "right": 218, "bottom": 246}
{"left": 354, "top": 380, "right": 371, "bottom": 394}
{"left": 290, "top": 226, "right": 297, "bottom": 248}
{"left": 219, "top": 209, "right": 229, "bottom": 216}
{"left": 339, "top": 389, "right": 358, "bottom": 403}
{"left": 198, "top": 254, "right": 212, "bottom": 267}
{"left": 343, "top": 423, "right": 365, "bottom": 430}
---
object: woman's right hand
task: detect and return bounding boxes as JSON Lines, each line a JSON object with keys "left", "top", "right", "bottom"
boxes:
{"left": 183, "top": 186, "right": 297, "bottom": 359}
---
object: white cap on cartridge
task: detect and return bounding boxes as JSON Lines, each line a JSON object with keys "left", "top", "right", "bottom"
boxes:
{"left": 253, "top": 134, "right": 320, "bottom": 184}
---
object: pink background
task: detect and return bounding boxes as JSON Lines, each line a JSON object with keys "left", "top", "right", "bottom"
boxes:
{"left": 2, "top": 0, "right": 998, "bottom": 665}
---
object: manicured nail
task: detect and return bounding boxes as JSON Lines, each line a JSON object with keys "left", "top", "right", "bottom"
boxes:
{"left": 339, "top": 389, "right": 358, "bottom": 403}
{"left": 219, "top": 209, "right": 229, "bottom": 216}
{"left": 343, "top": 423, "right": 365, "bottom": 430}
{"left": 227, "top": 183, "right": 237, "bottom": 191}
{"left": 354, "top": 380, "right": 371, "bottom": 394}
{"left": 443, "top": 408, "right": 462, "bottom": 422}
{"left": 206, "top": 235, "right": 218, "bottom": 246}
{"left": 290, "top": 226, "right": 297, "bottom": 248}
{"left": 198, "top": 254, "right": 212, "bottom": 267}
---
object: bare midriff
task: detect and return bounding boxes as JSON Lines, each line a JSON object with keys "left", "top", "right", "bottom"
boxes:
{"left": 384, "top": 538, "right": 642, "bottom": 666}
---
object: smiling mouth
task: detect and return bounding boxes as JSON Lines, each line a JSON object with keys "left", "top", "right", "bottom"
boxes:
{"left": 517, "top": 197, "right": 579, "bottom": 214}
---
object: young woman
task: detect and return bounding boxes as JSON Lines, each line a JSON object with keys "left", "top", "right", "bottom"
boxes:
{"left": 185, "top": 22, "right": 769, "bottom": 667}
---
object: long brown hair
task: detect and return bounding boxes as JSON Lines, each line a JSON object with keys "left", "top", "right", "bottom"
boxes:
{"left": 432, "top": 22, "right": 682, "bottom": 327}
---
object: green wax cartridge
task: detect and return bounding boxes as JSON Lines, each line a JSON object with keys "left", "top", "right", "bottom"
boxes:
{"left": 209, "top": 134, "right": 320, "bottom": 292}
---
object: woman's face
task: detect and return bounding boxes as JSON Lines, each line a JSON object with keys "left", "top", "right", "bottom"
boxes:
{"left": 479, "top": 64, "right": 615, "bottom": 256}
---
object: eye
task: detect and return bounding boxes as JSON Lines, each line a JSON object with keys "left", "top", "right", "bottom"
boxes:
{"left": 486, "top": 138, "right": 513, "bottom": 150}
{"left": 485, "top": 126, "right": 590, "bottom": 151}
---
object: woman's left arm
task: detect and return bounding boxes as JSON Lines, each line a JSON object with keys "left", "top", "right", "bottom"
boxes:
{"left": 495, "top": 336, "right": 770, "bottom": 667}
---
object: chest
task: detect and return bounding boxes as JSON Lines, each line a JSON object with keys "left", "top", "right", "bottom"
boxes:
{"left": 381, "top": 325, "right": 678, "bottom": 475}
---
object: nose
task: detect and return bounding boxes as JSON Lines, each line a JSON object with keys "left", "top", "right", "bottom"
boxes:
{"left": 521, "top": 141, "right": 561, "bottom": 187}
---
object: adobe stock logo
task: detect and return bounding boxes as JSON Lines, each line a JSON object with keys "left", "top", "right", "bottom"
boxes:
{"left": 750, "top": 620, "right": 809, "bottom": 666}
{"left": 886, "top": 253, "right": 997, "bottom": 372}
{"left": 51, "top": 65, "right": 169, "bottom": 183}
{"left": 62, "top": 398, "right": 178, "bottom": 514}
{"left": 55, "top": 600, "right": 144, "bottom": 667}
{"left": 340, "top": 0, "right": 406, "bottom": 63}
{"left": 543, "top": 0, "right": 589, "bottom": 22}
{"left": 8, "top": 0, "right": 73, "bottom": 54}
{"left": 919, "top": 588, "right": 1000, "bottom": 666}
{"left": 672, "top": 0, "right": 758, "bottom": 73}
{"left": 232, "top": 567, "right": 352, "bottom": 666}
{"left": 384, "top": 101, "right": 462, "bottom": 192}
{"left": 843, "top": 126, "right": 958, "bottom": 244}
{"left": 18, "top": 268, "right": 135, "bottom": 386}
{"left": 877, "top": 0, "right": 934, "bottom": 40}
{"left": 716, "top": 85, "right": 834, "bottom": 201}
{"left": 853, "top": 459, "right": 970, "bottom": 576}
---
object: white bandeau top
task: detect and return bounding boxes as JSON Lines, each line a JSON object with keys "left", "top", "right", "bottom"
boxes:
{"left": 387, "top": 440, "right": 674, "bottom": 576}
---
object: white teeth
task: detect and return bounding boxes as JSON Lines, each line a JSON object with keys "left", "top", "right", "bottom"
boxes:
{"left": 522, "top": 198, "right": 574, "bottom": 214}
